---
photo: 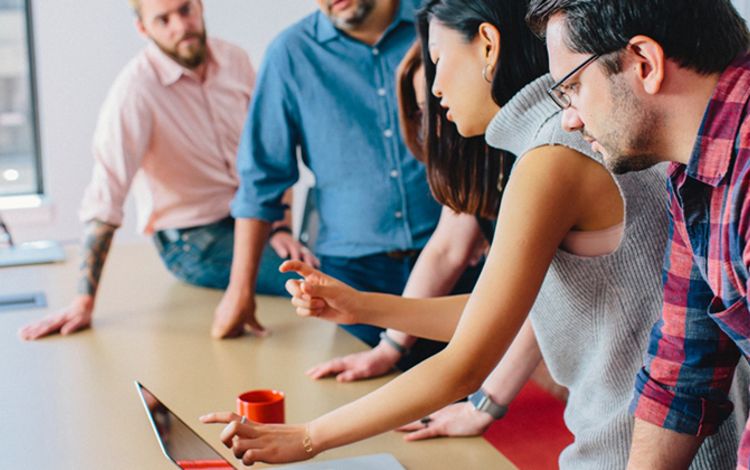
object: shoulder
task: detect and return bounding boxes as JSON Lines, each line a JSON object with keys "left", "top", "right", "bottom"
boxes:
{"left": 103, "top": 49, "right": 157, "bottom": 111}
{"left": 208, "top": 37, "right": 250, "bottom": 64}
{"left": 264, "top": 12, "right": 319, "bottom": 62}
{"left": 510, "top": 144, "right": 615, "bottom": 213}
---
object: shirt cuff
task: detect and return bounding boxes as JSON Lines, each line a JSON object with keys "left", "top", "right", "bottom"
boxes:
{"left": 630, "top": 367, "right": 733, "bottom": 437}
{"left": 230, "top": 198, "right": 285, "bottom": 223}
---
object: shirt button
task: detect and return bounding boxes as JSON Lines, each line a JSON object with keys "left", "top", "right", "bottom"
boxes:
{"left": 384, "top": 129, "right": 393, "bottom": 138}
{"left": 377, "top": 88, "right": 386, "bottom": 96}
{"left": 372, "top": 47, "right": 380, "bottom": 56}
{"left": 395, "top": 211, "right": 403, "bottom": 219}
{"left": 390, "top": 170, "right": 399, "bottom": 178}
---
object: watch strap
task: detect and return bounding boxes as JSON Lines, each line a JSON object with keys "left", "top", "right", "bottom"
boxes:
{"left": 468, "top": 389, "right": 508, "bottom": 420}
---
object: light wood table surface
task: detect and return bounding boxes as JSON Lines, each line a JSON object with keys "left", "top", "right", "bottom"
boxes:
{"left": 0, "top": 243, "right": 515, "bottom": 469}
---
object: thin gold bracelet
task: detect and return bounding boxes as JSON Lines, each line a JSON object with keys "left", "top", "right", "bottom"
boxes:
{"left": 303, "top": 425, "right": 314, "bottom": 454}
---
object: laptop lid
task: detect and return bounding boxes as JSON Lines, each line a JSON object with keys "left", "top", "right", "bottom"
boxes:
{"left": 135, "top": 381, "right": 405, "bottom": 470}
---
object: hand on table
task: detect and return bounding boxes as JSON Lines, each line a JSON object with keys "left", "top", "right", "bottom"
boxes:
{"left": 306, "top": 343, "right": 401, "bottom": 382}
{"left": 269, "top": 231, "right": 319, "bottom": 267}
{"left": 200, "top": 412, "right": 315, "bottom": 466}
{"left": 396, "top": 401, "right": 494, "bottom": 441}
{"left": 280, "top": 260, "right": 362, "bottom": 325}
{"left": 211, "top": 287, "right": 268, "bottom": 339}
{"left": 18, "top": 295, "right": 94, "bottom": 340}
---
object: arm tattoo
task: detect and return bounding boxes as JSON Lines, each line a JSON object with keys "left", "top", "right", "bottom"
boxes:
{"left": 77, "top": 219, "right": 117, "bottom": 297}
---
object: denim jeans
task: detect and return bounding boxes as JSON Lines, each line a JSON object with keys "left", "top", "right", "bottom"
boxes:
{"left": 153, "top": 218, "right": 296, "bottom": 296}
{"left": 320, "top": 252, "right": 483, "bottom": 371}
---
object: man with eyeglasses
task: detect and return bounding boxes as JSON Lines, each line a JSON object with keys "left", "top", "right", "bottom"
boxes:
{"left": 18, "top": 0, "right": 311, "bottom": 341}
{"left": 528, "top": 0, "right": 750, "bottom": 467}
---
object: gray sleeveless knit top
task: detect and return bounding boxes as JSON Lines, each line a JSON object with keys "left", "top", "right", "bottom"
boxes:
{"left": 485, "top": 74, "right": 748, "bottom": 469}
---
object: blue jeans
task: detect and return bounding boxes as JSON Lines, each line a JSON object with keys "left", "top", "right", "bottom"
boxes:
{"left": 153, "top": 217, "right": 296, "bottom": 296}
{"left": 320, "top": 252, "right": 483, "bottom": 371}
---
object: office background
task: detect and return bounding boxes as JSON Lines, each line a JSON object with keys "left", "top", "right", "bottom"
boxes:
{"left": 3, "top": 0, "right": 750, "bottom": 244}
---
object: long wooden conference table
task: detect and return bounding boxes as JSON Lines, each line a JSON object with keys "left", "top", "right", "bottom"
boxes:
{"left": 0, "top": 243, "right": 515, "bottom": 469}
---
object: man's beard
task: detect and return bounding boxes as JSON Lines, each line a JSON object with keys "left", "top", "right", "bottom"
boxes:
{"left": 327, "top": 0, "right": 376, "bottom": 30}
{"left": 154, "top": 30, "right": 208, "bottom": 70}
{"left": 594, "top": 75, "right": 663, "bottom": 175}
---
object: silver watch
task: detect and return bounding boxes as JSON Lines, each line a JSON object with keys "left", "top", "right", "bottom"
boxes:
{"left": 468, "top": 389, "right": 508, "bottom": 420}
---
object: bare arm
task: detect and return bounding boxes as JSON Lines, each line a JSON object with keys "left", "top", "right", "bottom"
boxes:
{"left": 18, "top": 219, "right": 117, "bottom": 340}
{"left": 627, "top": 419, "right": 703, "bottom": 470}
{"left": 387, "top": 208, "right": 486, "bottom": 349}
{"left": 204, "top": 146, "right": 612, "bottom": 464}
{"left": 307, "top": 147, "right": 587, "bottom": 451}
{"left": 212, "top": 218, "right": 271, "bottom": 338}
{"left": 396, "top": 317, "right": 542, "bottom": 440}
{"left": 305, "top": 209, "right": 485, "bottom": 381}
{"left": 481, "top": 317, "right": 542, "bottom": 405}
{"left": 78, "top": 219, "right": 117, "bottom": 297}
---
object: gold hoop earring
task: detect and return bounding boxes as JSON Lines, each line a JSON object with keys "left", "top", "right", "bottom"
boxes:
{"left": 482, "top": 64, "right": 493, "bottom": 83}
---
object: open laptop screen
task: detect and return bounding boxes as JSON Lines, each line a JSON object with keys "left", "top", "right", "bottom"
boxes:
{"left": 135, "top": 381, "right": 236, "bottom": 470}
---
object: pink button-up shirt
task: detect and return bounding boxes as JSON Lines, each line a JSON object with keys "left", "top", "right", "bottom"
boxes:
{"left": 79, "top": 37, "right": 255, "bottom": 234}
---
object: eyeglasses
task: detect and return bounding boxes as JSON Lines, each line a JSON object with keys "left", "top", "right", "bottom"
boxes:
{"left": 547, "top": 53, "right": 602, "bottom": 110}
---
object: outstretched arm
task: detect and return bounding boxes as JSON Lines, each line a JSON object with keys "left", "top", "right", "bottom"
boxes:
{"left": 305, "top": 208, "right": 485, "bottom": 381}
{"left": 281, "top": 263, "right": 469, "bottom": 341}
{"left": 397, "top": 317, "right": 542, "bottom": 440}
{"left": 19, "top": 219, "right": 117, "bottom": 340}
{"left": 201, "top": 146, "right": 597, "bottom": 465}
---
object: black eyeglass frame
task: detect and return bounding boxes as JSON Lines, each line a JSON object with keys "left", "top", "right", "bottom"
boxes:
{"left": 546, "top": 53, "right": 602, "bottom": 110}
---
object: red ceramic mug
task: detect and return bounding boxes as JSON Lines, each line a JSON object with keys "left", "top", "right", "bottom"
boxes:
{"left": 236, "top": 389, "right": 285, "bottom": 424}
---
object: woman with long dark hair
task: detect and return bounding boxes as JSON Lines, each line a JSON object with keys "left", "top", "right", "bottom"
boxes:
{"left": 201, "top": 1, "right": 746, "bottom": 467}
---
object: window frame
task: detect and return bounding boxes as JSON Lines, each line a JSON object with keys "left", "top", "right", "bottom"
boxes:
{"left": 1, "top": 0, "right": 43, "bottom": 198}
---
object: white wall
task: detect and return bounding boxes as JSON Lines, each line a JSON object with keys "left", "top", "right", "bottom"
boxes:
{"left": 9, "top": 0, "right": 315, "bottom": 244}
{"left": 8, "top": 0, "right": 750, "bottom": 244}
{"left": 736, "top": 0, "right": 750, "bottom": 21}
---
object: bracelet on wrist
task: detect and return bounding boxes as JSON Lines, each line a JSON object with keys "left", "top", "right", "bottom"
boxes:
{"left": 379, "top": 331, "right": 409, "bottom": 356}
{"left": 269, "top": 225, "right": 292, "bottom": 237}
{"left": 302, "top": 425, "right": 314, "bottom": 454}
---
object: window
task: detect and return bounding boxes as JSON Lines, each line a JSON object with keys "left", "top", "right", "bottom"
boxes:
{"left": 0, "top": 0, "right": 41, "bottom": 197}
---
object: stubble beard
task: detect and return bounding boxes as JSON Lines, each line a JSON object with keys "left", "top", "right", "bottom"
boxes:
{"left": 154, "top": 29, "right": 208, "bottom": 70}
{"left": 597, "top": 74, "right": 663, "bottom": 175}
{"left": 328, "top": 0, "right": 376, "bottom": 30}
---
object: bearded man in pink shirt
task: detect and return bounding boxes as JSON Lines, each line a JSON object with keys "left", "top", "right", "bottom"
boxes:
{"left": 18, "top": 0, "right": 315, "bottom": 341}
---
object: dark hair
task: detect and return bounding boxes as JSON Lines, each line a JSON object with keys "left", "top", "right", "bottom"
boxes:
{"left": 527, "top": 0, "right": 750, "bottom": 75}
{"left": 416, "top": 0, "right": 548, "bottom": 219}
{"left": 397, "top": 41, "right": 426, "bottom": 161}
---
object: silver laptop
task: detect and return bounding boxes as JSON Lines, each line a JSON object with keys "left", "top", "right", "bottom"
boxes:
{"left": 135, "top": 381, "right": 405, "bottom": 470}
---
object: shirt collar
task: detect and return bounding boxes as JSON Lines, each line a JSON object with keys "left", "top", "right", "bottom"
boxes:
{"left": 146, "top": 37, "right": 214, "bottom": 87}
{"left": 314, "top": 0, "right": 415, "bottom": 44}
{"left": 681, "top": 53, "right": 750, "bottom": 186}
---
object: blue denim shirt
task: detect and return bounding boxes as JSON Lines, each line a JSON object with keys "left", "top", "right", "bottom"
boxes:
{"left": 230, "top": 0, "right": 440, "bottom": 257}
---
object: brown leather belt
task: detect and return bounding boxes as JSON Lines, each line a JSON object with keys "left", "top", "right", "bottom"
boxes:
{"left": 384, "top": 249, "right": 421, "bottom": 261}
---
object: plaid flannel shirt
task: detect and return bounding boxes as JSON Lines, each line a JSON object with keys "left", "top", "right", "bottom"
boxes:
{"left": 630, "top": 52, "right": 750, "bottom": 466}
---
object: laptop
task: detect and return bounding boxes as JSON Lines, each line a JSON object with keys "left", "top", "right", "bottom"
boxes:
{"left": 135, "top": 381, "right": 405, "bottom": 470}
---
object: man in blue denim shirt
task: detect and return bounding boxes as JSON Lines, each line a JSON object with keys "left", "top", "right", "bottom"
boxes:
{"left": 213, "top": 0, "right": 442, "bottom": 365}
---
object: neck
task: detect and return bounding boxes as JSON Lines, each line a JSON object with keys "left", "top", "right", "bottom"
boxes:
{"left": 346, "top": 0, "right": 398, "bottom": 46}
{"left": 656, "top": 65, "right": 721, "bottom": 165}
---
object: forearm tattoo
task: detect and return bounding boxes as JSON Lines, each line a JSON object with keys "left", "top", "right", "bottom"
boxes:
{"left": 77, "top": 219, "right": 117, "bottom": 297}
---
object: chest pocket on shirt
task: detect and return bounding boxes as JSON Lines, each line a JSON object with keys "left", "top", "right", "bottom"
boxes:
{"left": 708, "top": 296, "right": 750, "bottom": 356}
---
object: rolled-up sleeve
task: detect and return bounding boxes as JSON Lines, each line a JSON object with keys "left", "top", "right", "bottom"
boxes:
{"left": 230, "top": 41, "right": 300, "bottom": 223}
{"left": 630, "top": 196, "right": 740, "bottom": 436}
{"left": 79, "top": 84, "right": 152, "bottom": 227}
